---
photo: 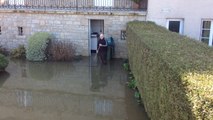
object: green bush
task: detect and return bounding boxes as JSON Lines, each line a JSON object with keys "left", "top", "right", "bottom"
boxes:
{"left": 127, "top": 78, "right": 137, "bottom": 89}
{"left": 134, "top": 90, "right": 142, "bottom": 104}
{"left": 127, "top": 21, "right": 213, "bottom": 120}
{"left": 123, "top": 62, "right": 130, "bottom": 71}
{"left": 0, "top": 54, "right": 9, "bottom": 71}
{"left": 26, "top": 32, "right": 52, "bottom": 61}
{"left": 10, "top": 45, "right": 26, "bottom": 59}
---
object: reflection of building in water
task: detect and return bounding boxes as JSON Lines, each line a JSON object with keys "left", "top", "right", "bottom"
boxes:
{"left": 94, "top": 98, "right": 112, "bottom": 116}
{"left": 0, "top": 59, "right": 129, "bottom": 119}
{"left": 16, "top": 90, "right": 32, "bottom": 107}
{"left": 0, "top": 72, "right": 10, "bottom": 87}
{"left": 20, "top": 61, "right": 27, "bottom": 78}
{"left": 0, "top": 89, "right": 126, "bottom": 119}
{"left": 90, "top": 64, "right": 111, "bottom": 92}
{"left": 21, "top": 68, "right": 27, "bottom": 78}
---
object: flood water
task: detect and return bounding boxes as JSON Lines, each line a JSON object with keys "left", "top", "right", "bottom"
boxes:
{"left": 0, "top": 57, "right": 149, "bottom": 120}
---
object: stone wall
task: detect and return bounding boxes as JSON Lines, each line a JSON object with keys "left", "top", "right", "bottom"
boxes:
{"left": 0, "top": 10, "right": 146, "bottom": 58}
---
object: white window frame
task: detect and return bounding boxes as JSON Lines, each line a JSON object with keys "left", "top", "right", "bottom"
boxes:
{"left": 210, "top": 22, "right": 213, "bottom": 46}
{"left": 9, "top": 0, "right": 24, "bottom": 5}
{"left": 166, "top": 19, "right": 184, "bottom": 35}
{"left": 200, "top": 19, "right": 213, "bottom": 46}
{"left": 94, "top": 0, "right": 114, "bottom": 7}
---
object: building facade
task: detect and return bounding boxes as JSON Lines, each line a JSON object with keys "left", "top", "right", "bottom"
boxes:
{"left": 0, "top": 0, "right": 147, "bottom": 58}
{"left": 0, "top": 0, "right": 212, "bottom": 58}
{"left": 147, "top": 0, "right": 213, "bottom": 46}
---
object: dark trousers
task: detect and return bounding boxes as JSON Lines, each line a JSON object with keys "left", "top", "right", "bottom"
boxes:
{"left": 98, "top": 51, "right": 107, "bottom": 64}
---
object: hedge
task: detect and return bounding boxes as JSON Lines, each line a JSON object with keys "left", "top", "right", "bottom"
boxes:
{"left": 0, "top": 54, "right": 9, "bottom": 71}
{"left": 26, "top": 32, "right": 52, "bottom": 61}
{"left": 127, "top": 21, "right": 213, "bottom": 120}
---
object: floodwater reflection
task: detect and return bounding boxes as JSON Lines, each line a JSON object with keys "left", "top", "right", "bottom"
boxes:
{"left": 90, "top": 64, "right": 110, "bottom": 92}
{"left": 0, "top": 71, "right": 10, "bottom": 87}
{"left": 0, "top": 57, "right": 149, "bottom": 120}
{"left": 16, "top": 90, "right": 33, "bottom": 108}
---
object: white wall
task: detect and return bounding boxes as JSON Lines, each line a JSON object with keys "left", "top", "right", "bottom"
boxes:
{"left": 147, "top": 0, "right": 213, "bottom": 40}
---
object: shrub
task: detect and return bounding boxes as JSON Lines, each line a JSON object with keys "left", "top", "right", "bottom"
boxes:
{"left": 26, "top": 32, "right": 52, "bottom": 61}
{"left": 0, "top": 54, "right": 9, "bottom": 71}
{"left": 0, "top": 45, "right": 9, "bottom": 56}
{"left": 123, "top": 63, "right": 130, "bottom": 71}
{"left": 128, "top": 79, "right": 136, "bottom": 89}
{"left": 47, "top": 40, "right": 75, "bottom": 61}
{"left": 10, "top": 45, "right": 26, "bottom": 59}
{"left": 0, "top": 71, "right": 10, "bottom": 86}
{"left": 134, "top": 90, "right": 142, "bottom": 104}
{"left": 131, "top": 0, "right": 142, "bottom": 4}
{"left": 127, "top": 21, "right": 213, "bottom": 120}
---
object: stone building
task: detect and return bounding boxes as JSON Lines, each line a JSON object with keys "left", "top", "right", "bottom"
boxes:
{"left": 0, "top": 0, "right": 147, "bottom": 58}
{"left": 1, "top": 0, "right": 213, "bottom": 58}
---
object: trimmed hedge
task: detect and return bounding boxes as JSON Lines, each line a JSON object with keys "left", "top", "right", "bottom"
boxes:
{"left": 127, "top": 21, "right": 213, "bottom": 120}
{"left": 26, "top": 32, "right": 52, "bottom": 61}
{"left": 0, "top": 54, "right": 9, "bottom": 71}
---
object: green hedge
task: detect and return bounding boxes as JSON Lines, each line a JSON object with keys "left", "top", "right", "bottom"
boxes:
{"left": 26, "top": 32, "right": 52, "bottom": 61}
{"left": 127, "top": 21, "right": 213, "bottom": 120}
{"left": 0, "top": 54, "right": 9, "bottom": 71}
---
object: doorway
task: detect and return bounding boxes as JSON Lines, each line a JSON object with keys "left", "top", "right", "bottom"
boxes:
{"left": 89, "top": 20, "right": 104, "bottom": 54}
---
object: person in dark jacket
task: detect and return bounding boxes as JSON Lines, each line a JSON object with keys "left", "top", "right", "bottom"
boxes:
{"left": 97, "top": 33, "right": 107, "bottom": 64}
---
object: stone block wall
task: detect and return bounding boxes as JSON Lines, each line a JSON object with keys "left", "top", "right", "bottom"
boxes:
{"left": 0, "top": 10, "right": 146, "bottom": 58}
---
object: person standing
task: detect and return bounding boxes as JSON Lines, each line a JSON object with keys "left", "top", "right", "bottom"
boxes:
{"left": 97, "top": 33, "right": 107, "bottom": 64}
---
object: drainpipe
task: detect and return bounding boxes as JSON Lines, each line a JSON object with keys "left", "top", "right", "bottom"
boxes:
{"left": 76, "top": 0, "right": 78, "bottom": 12}
{"left": 14, "top": 0, "right": 16, "bottom": 9}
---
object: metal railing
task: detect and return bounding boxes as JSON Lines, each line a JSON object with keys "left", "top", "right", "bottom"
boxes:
{"left": 0, "top": 0, "right": 147, "bottom": 11}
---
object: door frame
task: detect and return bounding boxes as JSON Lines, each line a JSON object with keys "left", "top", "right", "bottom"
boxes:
{"left": 88, "top": 19, "right": 104, "bottom": 56}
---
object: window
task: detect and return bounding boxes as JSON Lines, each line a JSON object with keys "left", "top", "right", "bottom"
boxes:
{"left": 121, "top": 30, "right": 126, "bottom": 40}
{"left": 201, "top": 20, "right": 213, "bottom": 46}
{"left": 94, "top": 0, "right": 114, "bottom": 7}
{"left": 18, "top": 27, "right": 23, "bottom": 36}
{"left": 166, "top": 19, "right": 184, "bottom": 34}
{"left": 9, "top": 0, "right": 25, "bottom": 5}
